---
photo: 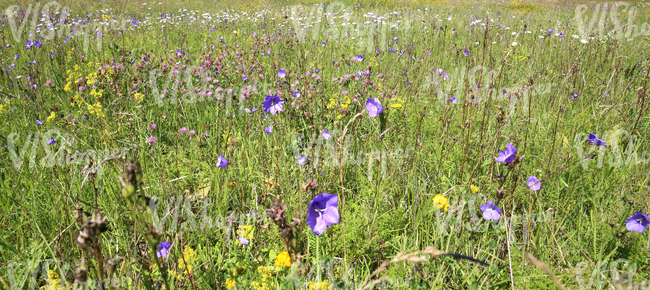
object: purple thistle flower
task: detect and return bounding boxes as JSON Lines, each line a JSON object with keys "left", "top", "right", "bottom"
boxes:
{"left": 217, "top": 156, "right": 228, "bottom": 167}
{"left": 365, "top": 98, "right": 383, "bottom": 117}
{"left": 156, "top": 242, "right": 171, "bottom": 258}
{"left": 238, "top": 237, "right": 250, "bottom": 245}
{"left": 36, "top": 120, "right": 43, "bottom": 126}
{"left": 265, "top": 126, "right": 273, "bottom": 134}
{"left": 262, "top": 95, "right": 285, "bottom": 115}
{"left": 463, "top": 50, "right": 470, "bottom": 56}
{"left": 588, "top": 133, "right": 607, "bottom": 147}
{"left": 322, "top": 129, "right": 330, "bottom": 140}
{"left": 278, "top": 69, "right": 287, "bottom": 78}
{"left": 297, "top": 155, "right": 307, "bottom": 164}
{"left": 307, "top": 193, "right": 340, "bottom": 236}
{"left": 496, "top": 143, "right": 517, "bottom": 163}
{"left": 527, "top": 176, "right": 541, "bottom": 191}
{"left": 480, "top": 202, "right": 501, "bottom": 221}
{"left": 47, "top": 137, "right": 56, "bottom": 145}
{"left": 626, "top": 212, "right": 650, "bottom": 233}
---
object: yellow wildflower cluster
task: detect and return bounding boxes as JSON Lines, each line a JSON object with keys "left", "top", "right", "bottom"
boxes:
{"left": 251, "top": 266, "right": 273, "bottom": 290}
{"left": 47, "top": 112, "right": 56, "bottom": 122}
{"left": 176, "top": 245, "right": 197, "bottom": 279}
{"left": 87, "top": 102, "right": 105, "bottom": 118}
{"left": 470, "top": 185, "right": 479, "bottom": 194}
{"left": 134, "top": 93, "right": 145, "bottom": 102}
{"left": 433, "top": 194, "right": 450, "bottom": 212}
{"left": 274, "top": 251, "right": 291, "bottom": 267}
{"left": 63, "top": 65, "right": 82, "bottom": 92}
{"left": 237, "top": 225, "right": 254, "bottom": 241}
{"left": 326, "top": 94, "right": 352, "bottom": 110}
{"left": 0, "top": 103, "right": 5, "bottom": 115}
{"left": 42, "top": 269, "right": 70, "bottom": 290}
{"left": 389, "top": 97, "right": 405, "bottom": 108}
{"left": 308, "top": 280, "right": 333, "bottom": 290}
{"left": 226, "top": 266, "right": 247, "bottom": 289}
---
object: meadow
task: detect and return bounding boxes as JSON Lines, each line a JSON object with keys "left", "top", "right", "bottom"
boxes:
{"left": 1, "top": 0, "right": 650, "bottom": 289}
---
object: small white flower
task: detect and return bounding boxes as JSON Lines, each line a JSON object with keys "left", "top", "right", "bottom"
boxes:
{"left": 511, "top": 41, "right": 518, "bottom": 46}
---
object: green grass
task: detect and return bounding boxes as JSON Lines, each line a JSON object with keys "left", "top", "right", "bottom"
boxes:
{"left": 1, "top": 0, "right": 650, "bottom": 289}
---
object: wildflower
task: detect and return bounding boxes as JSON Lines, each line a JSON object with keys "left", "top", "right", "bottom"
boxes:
{"left": 278, "top": 69, "right": 287, "bottom": 78}
{"left": 449, "top": 96, "right": 457, "bottom": 103}
{"left": 148, "top": 136, "right": 157, "bottom": 144}
{"left": 480, "top": 202, "right": 501, "bottom": 221}
{"left": 293, "top": 91, "right": 300, "bottom": 98}
{"left": 47, "top": 137, "right": 56, "bottom": 145}
{"left": 496, "top": 143, "right": 517, "bottom": 163}
{"left": 226, "top": 278, "right": 236, "bottom": 289}
{"left": 36, "top": 120, "right": 43, "bottom": 126}
{"left": 307, "top": 193, "right": 340, "bottom": 236}
{"left": 71, "top": 119, "right": 78, "bottom": 124}
{"left": 588, "top": 133, "right": 607, "bottom": 147}
{"left": 43, "top": 270, "right": 62, "bottom": 290}
{"left": 150, "top": 123, "right": 156, "bottom": 130}
{"left": 180, "top": 127, "right": 187, "bottom": 134}
{"left": 189, "top": 130, "right": 196, "bottom": 136}
{"left": 463, "top": 50, "right": 470, "bottom": 56}
{"left": 626, "top": 212, "right": 650, "bottom": 233}
{"left": 134, "top": 93, "right": 144, "bottom": 102}
{"left": 297, "top": 155, "right": 307, "bottom": 164}
{"left": 45, "top": 80, "right": 52, "bottom": 87}
{"left": 242, "top": 74, "right": 248, "bottom": 81}
{"left": 470, "top": 185, "right": 479, "bottom": 193}
{"left": 356, "top": 54, "right": 364, "bottom": 61}
{"left": 177, "top": 245, "right": 196, "bottom": 277}
{"left": 265, "top": 126, "right": 272, "bottom": 135}
{"left": 47, "top": 112, "right": 56, "bottom": 122}
{"left": 262, "top": 95, "right": 285, "bottom": 115}
{"left": 433, "top": 194, "right": 450, "bottom": 212}
{"left": 527, "top": 176, "right": 541, "bottom": 191}
{"left": 322, "top": 129, "right": 330, "bottom": 139}
{"left": 274, "top": 251, "right": 292, "bottom": 267}
{"left": 156, "top": 242, "right": 171, "bottom": 258}
{"left": 238, "top": 237, "right": 250, "bottom": 245}
{"left": 571, "top": 93, "right": 579, "bottom": 100}
{"left": 217, "top": 156, "right": 229, "bottom": 167}
{"left": 308, "top": 280, "right": 333, "bottom": 290}
{"left": 365, "top": 98, "right": 383, "bottom": 117}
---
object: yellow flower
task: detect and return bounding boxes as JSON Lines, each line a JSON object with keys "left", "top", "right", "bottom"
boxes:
{"left": 308, "top": 280, "right": 333, "bottom": 290}
{"left": 177, "top": 245, "right": 197, "bottom": 279}
{"left": 46, "top": 112, "right": 56, "bottom": 122}
{"left": 470, "top": 185, "right": 479, "bottom": 194}
{"left": 274, "top": 251, "right": 291, "bottom": 267}
{"left": 0, "top": 104, "right": 6, "bottom": 115}
{"left": 42, "top": 269, "right": 69, "bottom": 290}
{"left": 433, "top": 194, "right": 450, "bottom": 212}
{"left": 226, "top": 278, "right": 236, "bottom": 289}
{"left": 237, "top": 225, "right": 253, "bottom": 241}
{"left": 134, "top": 93, "right": 145, "bottom": 102}
{"left": 232, "top": 266, "right": 246, "bottom": 277}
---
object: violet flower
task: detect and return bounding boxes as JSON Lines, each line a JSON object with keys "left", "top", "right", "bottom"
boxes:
{"left": 307, "top": 193, "right": 340, "bottom": 236}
